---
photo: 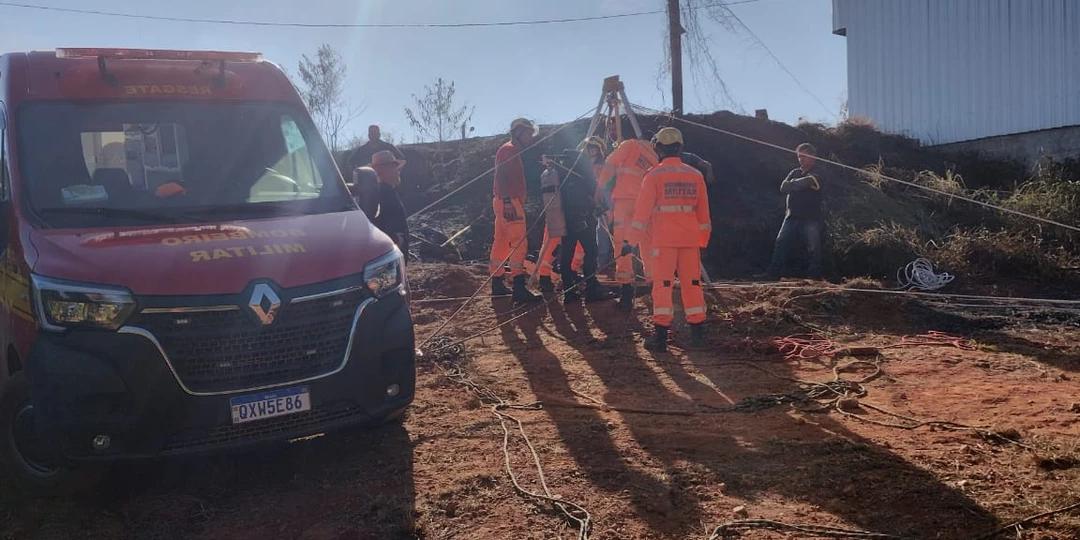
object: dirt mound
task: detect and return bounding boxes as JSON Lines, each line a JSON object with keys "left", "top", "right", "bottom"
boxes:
{"left": 408, "top": 263, "right": 486, "bottom": 299}
{"left": 346, "top": 111, "right": 1080, "bottom": 291}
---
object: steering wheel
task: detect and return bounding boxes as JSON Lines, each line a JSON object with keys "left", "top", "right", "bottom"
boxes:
{"left": 263, "top": 167, "right": 301, "bottom": 194}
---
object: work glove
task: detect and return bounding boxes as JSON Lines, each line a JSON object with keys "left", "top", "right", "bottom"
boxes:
{"left": 620, "top": 241, "right": 634, "bottom": 257}
{"left": 502, "top": 198, "right": 520, "bottom": 221}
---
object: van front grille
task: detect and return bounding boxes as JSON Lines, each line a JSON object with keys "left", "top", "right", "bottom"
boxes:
{"left": 133, "top": 289, "right": 365, "bottom": 394}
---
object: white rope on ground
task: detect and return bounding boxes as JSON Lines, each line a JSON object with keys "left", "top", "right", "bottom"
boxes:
{"left": 702, "top": 281, "right": 1080, "bottom": 306}
{"left": 628, "top": 102, "right": 1080, "bottom": 235}
{"left": 406, "top": 106, "right": 594, "bottom": 221}
{"left": 896, "top": 258, "right": 954, "bottom": 291}
{"left": 414, "top": 281, "right": 1080, "bottom": 309}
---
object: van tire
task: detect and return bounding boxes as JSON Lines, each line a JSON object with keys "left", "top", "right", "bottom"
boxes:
{"left": 0, "top": 373, "right": 102, "bottom": 495}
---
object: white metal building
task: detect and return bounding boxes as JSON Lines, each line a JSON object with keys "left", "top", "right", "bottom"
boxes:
{"left": 832, "top": 0, "right": 1080, "bottom": 152}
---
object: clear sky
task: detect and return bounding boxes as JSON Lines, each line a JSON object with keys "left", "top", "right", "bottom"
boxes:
{"left": 0, "top": 0, "right": 847, "bottom": 144}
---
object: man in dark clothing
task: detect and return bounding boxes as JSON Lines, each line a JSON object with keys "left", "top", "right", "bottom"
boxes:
{"left": 348, "top": 125, "right": 405, "bottom": 173}
{"left": 681, "top": 151, "right": 716, "bottom": 185}
{"left": 348, "top": 166, "right": 381, "bottom": 218}
{"left": 555, "top": 150, "right": 613, "bottom": 303}
{"left": 765, "top": 143, "right": 825, "bottom": 279}
{"left": 369, "top": 150, "right": 410, "bottom": 262}
{"left": 521, "top": 143, "right": 546, "bottom": 256}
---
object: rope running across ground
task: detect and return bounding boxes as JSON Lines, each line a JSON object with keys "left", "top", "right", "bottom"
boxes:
{"left": 421, "top": 336, "right": 593, "bottom": 540}
{"left": 406, "top": 106, "right": 594, "bottom": 221}
{"left": 628, "top": 102, "right": 1080, "bottom": 234}
{"left": 416, "top": 139, "right": 590, "bottom": 349}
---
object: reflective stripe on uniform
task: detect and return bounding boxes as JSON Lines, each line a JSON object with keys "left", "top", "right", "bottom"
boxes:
{"left": 631, "top": 221, "right": 646, "bottom": 230}
{"left": 617, "top": 166, "right": 645, "bottom": 176}
{"left": 657, "top": 205, "right": 695, "bottom": 213}
{"left": 654, "top": 307, "right": 674, "bottom": 315}
{"left": 650, "top": 248, "right": 660, "bottom": 257}
{"left": 509, "top": 262, "right": 524, "bottom": 270}
{"left": 699, "top": 223, "right": 712, "bottom": 230}
{"left": 615, "top": 271, "right": 634, "bottom": 279}
{"left": 649, "top": 165, "right": 682, "bottom": 175}
{"left": 685, "top": 306, "right": 706, "bottom": 315}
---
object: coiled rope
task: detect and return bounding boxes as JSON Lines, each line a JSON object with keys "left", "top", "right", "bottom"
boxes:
{"left": 896, "top": 258, "right": 954, "bottom": 291}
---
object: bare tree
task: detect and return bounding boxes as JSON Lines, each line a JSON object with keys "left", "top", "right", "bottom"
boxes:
{"left": 404, "top": 77, "right": 474, "bottom": 145}
{"left": 684, "top": 0, "right": 836, "bottom": 119}
{"left": 297, "top": 44, "right": 363, "bottom": 152}
{"left": 658, "top": 0, "right": 741, "bottom": 112}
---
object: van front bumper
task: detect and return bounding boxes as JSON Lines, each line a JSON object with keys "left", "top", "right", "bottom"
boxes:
{"left": 24, "top": 290, "right": 415, "bottom": 461}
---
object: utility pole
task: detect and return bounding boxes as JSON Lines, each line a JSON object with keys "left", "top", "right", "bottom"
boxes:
{"left": 667, "top": 0, "right": 684, "bottom": 117}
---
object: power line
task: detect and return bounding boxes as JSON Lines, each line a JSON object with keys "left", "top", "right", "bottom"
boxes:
{"left": 630, "top": 101, "right": 1080, "bottom": 234}
{"left": 0, "top": 0, "right": 760, "bottom": 29}
{"left": 712, "top": 5, "right": 838, "bottom": 119}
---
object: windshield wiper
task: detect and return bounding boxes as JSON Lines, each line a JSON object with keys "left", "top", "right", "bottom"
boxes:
{"left": 36, "top": 207, "right": 180, "bottom": 223}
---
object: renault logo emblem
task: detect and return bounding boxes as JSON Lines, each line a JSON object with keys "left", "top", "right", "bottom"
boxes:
{"left": 248, "top": 283, "right": 281, "bottom": 325}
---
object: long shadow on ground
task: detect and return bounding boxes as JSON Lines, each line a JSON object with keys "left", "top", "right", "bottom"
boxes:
{"left": 507, "top": 295, "right": 999, "bottom": 539}
{"left": 493, "top": 297, "right": 693, "bottom": 537}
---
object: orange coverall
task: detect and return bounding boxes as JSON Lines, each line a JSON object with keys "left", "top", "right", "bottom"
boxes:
{"left": 490, "top": 141, "right": 529, "bottom": 277}
{"left": 598, "top": 139, "right": 658, "bottom": 284}
{"left": 538, "top": 233, "right": 584, "bottom": 277}
{"left": 630, "top": 156, "right": 711, "bottom": 327}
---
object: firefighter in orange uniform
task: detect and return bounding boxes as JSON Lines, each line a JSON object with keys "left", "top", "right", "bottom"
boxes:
{"left": 597, "top": 136, "right": 658, "bottom": 310}
{"left": 491, "top": 118, "right": 542, "bottom": 303}
{"left": 629, "top": 127, "right": 711, "bottom": 351}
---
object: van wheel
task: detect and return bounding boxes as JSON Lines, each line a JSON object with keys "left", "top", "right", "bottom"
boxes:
{"left": 0, "top": 374, "right": 101, "bottom": 495}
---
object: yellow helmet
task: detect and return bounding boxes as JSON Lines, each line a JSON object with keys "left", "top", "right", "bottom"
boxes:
{"left": 652, "top": 127, "right": 684, "bottom": 146}
{"left": 578, "top": 136, "right": 607, "bottom": 154}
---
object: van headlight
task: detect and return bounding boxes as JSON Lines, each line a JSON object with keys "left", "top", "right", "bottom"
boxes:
{"left": 363, "top": 249, "right": 404, "bottom": 298}
{"left": 31, "top": 275, "right": 136, "bottom": 331}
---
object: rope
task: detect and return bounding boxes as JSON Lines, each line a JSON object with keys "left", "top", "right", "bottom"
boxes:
{"left": 971, "top": 499, "right": 1080, "bottom": 540}
{"left": 709, "top": 519, "right": 907, "bottom": 539}
{"left": 421, "top": 337, "right": 592, "bottom": 539}
{"left": 417, "top": 146, "right": 592, "bottom": 349}
{"left": 406, "top": 106, "right": 593, "bottom": 221}
{"left": 896, "top": 258, "right": 954, "bottom": 291}
{"left": 703, "top": 281, "right": 1080, "bottom": 307}
{"left": 424, "top": 256, "right": 621, "bottom": 355}
{"left": 628, "top": 102, "right": 1080, "bottom": 234}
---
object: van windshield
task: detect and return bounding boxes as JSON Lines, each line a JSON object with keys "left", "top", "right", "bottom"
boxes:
{"left": 17, "top": 101, "right": 354, "bottom": 228}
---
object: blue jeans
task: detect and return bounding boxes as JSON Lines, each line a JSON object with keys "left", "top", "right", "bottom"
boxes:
{"left": 767, "top": 216, "right": 823, "bottom": 278}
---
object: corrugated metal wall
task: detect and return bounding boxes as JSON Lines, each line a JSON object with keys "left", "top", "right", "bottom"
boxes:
{"left": 833, "top": 0, "right": 1080, "bottom": 145}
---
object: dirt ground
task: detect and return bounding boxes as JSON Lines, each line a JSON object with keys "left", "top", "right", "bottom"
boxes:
{"left": 2, "top": 263, "right": 1079, "bottom": 540}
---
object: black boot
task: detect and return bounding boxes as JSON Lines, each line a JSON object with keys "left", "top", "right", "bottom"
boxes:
{"left": 538, "top": 276, "right": 555, "bottom": 294}
{"left": 584, "top": 279, "right": 616, "bottom": 303}
{"left": 492, "top": 278, "right": 512, "bottom": 296}
{"left": 617, "top": 284, "right": 635, "bottom": 311}
{"left": 688, "top": 323, "right": 707, "bottom": 350}
{"left": 512, "top": 275, "right": 542, "bottom": 304}
{"left": 563, "top": 286, "right": 581, "bottom": 304}
{"left": 645, "top": 325, "right": 669, "bottom": 352}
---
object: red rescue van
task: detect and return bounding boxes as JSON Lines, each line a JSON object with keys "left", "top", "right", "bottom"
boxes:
{"left": 0, "top": 49, "right": 414, "bottom": 490}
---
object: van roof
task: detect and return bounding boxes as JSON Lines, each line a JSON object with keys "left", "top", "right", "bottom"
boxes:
{"left": 1, "top": 49, "right": 300, "bottom": 104}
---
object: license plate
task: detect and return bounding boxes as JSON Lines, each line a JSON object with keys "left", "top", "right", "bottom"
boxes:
{"left": 230, "top": 386, "right": 310, "bottom": 424}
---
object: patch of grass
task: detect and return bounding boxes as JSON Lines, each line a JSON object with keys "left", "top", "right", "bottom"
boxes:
{"left": 926, "top": 228, "right": 1080, "bottom": 283}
